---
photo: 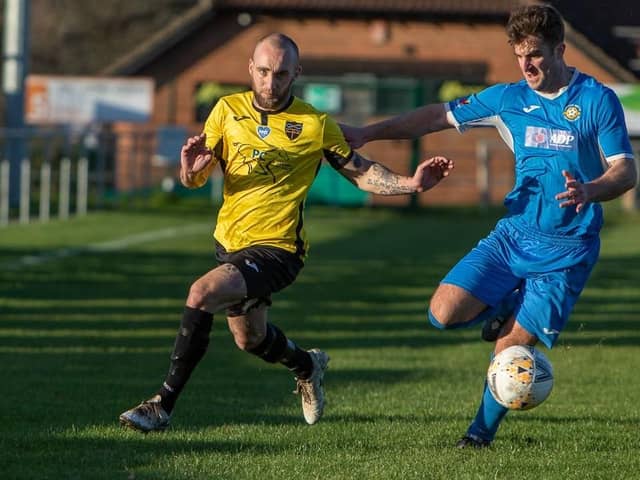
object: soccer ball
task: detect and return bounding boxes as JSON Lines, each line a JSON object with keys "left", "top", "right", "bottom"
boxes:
{"left": 487, "top": 345, "right": 554, "bottom": 410}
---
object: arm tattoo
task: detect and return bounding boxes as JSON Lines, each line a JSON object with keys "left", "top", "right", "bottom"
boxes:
{"left": 365, "top": 163, "right": 415, "bottom": 194}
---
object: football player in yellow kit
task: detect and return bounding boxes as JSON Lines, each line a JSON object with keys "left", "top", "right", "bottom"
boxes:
{"left": 119, "top": 32, "right": 454, "bottom": 432}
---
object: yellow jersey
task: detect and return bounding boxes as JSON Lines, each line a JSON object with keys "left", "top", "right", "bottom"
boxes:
{"left": 204, "top": 91, "right": 352, "bottom": 259}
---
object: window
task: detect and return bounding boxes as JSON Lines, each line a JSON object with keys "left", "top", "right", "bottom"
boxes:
{"left": 195, "top": 82, "right": 249, "bottom": 122}
{"left": 294, "top": 76, "right": 451, "bottom": 120}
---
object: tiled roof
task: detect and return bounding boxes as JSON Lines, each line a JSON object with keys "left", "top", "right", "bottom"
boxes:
{"left": 216, "top": 0, "right": 521, "bottom": 14}
{"left": 102, "top": 0, "right": 523, "bottom": 75}
{"left": 102, "top": 0, "right": 637, "bottom": 81}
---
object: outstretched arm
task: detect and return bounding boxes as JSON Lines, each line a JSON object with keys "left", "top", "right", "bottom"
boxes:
{"left": 340, "top": 103, "right": 453, "bottom": 149}
{"left": 337, "top": 151, "right": 454, "bottom": 195}
{"left": 180, "top": 133, "right": 218, "bottom": 188}
{"left": 555, "top": 158, "right": 638, "bottom": 212}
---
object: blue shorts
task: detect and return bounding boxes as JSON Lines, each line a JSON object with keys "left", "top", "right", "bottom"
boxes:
{"left": 441, "top": 218, "right": 600, "bottom": 348}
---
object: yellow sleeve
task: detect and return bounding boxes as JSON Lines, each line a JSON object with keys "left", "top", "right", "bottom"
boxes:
{"left": 322, "top": 114, "right": 353, "bottom": 169}
{"left": 203, "top": 99, "right": 226, "bottom": 151}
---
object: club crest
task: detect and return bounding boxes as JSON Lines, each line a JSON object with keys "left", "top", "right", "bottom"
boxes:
{"left": 284, "top": 121, "right": 303, "bottom": 140}
{"left": 257, "top": 125, "right": 271, "bottom": 139}
{"left": 563, "top": 104, "right": 581, "bottom": 121}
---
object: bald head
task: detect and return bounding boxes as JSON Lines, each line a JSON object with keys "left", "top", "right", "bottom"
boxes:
{"left": 249, "top": 33, "right": 301, "bottom": 111}
{"left": 253, "top": 33, "right": 299, "bottom": 63}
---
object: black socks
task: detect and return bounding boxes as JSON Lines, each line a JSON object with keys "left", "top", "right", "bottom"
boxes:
{"left": 249, "top": 323, "right": 313, "bottom": 379}
{"left": 158, "top": 306, "right": 213, "bottom": 414}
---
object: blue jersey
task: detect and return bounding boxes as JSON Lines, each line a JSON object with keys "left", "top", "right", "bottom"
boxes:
{"left": 447, "top": 70, "right": 634, "bottom": 238}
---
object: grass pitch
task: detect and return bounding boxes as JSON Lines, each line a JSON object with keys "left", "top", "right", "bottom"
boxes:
{"left": 1, "top": 204, "right": 639, "bottom": 479}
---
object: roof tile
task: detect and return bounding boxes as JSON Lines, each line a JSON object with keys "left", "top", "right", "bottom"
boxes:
{"left": 217, "top": 0, "right": 521, "bottom": 15}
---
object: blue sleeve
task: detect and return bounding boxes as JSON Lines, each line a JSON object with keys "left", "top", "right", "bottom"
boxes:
{"left": 448, "top": 84, "right": 508, "bottom": 131}
{"left": 597, "top": 88, "right": 633, "bottom": 160}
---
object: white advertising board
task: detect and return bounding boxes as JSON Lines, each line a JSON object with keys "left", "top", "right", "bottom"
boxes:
{"left": 25, "top": 75, "right": 154, "bottom": 125}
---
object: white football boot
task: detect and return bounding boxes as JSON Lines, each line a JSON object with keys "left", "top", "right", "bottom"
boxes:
{"left": 294, "top": 349, "right": 330, "bottom": 425}
{"left": 119, "top": 395, "right": 170, "bottom": 432}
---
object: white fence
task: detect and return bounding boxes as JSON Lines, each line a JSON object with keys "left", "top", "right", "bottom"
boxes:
{"left": 0, "top": 129, "right": 636, "bottom": 228}
{"left": 0, "top": 125, "right": 202, "bottom": 227}
{"left": 0, "top": 125, "right": 99, "bottom": 227}
{"left": 0, "top": 155, "right": 89, "bottom": 226}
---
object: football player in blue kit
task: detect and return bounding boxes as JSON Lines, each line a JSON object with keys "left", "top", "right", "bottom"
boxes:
{"left": 341, "top": 4, "right": 637, "bottom": 447}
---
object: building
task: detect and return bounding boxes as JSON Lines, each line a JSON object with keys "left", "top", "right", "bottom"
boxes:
{"left": 101, "top": 0, "right": 639, "bottom": 207}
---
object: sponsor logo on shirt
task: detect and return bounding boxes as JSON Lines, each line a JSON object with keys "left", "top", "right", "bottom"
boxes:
{"left": 244, "top": 259, "right": 260, "bottom": 272}
{"left": 455, "top": 96, "right": 471, "bottom": 108}
{"left": 523, "top": 105, "right": 541, "bottom": 113}
{"left": 563, "top": 104, "right": 581, "bottom": 121}
{"left": 524, "top": 126, "right": 576, "bottom": 150}
{"left": 234, "top": 142, "right": 293, "bottom": 183}
{"left": 284, "top": 121, "right": 303, "bottom": 140}
{"left": 257, "top": 125, "right": 271, "bottom": 139}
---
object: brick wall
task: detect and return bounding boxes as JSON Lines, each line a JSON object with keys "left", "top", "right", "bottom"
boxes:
{"left": 120, "top": 12, "right": 624, "bottom": 205}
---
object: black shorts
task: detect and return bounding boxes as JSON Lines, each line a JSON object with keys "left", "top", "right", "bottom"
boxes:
{"left": 215, "top": 241, "right": 304, "bottom": 315}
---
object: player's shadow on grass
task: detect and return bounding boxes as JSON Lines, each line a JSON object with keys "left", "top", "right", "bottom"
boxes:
{"left": 4, "top": 207, "right": 640, "bottom": 436}
{"left": 0, "top": 208, "right": 497, "bottom": 353}
{"left": 6, "top": 434, "right": 291, "bottom": 478}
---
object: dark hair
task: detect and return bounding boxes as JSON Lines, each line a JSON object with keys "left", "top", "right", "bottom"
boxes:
{"left": 256, "top": 33, "right": 299, "bottom": 61}
{"left": 506, "top": 4, "right": 565, "bottom": 47}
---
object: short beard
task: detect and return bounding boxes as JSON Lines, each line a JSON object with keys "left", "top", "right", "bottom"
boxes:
{"left": 252, "top": 79, "right": 294, "bottom": 111}
{"left": 253, "top": 93, "right": 285, "bottom": 110}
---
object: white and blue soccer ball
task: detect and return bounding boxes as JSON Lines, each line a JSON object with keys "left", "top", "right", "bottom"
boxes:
{"left": 487, "top": 345, "right": 554, "bottom": 410}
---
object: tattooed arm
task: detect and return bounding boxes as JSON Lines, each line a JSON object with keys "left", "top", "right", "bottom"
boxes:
{"left": 336, "top": 151, "right": 454, "bottom": 195}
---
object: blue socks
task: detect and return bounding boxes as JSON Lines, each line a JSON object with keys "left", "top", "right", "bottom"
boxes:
{"left": 464, "top": 291, "right": 520, "bottom": 441}
{"left": 466, "top": 380, "right": 509, "bottom": 442}
{"left": 428, "top": 309, "right": 509, "bottom": 442}
{"left": 428, "top": 291, "right": 520, "bottom": 442}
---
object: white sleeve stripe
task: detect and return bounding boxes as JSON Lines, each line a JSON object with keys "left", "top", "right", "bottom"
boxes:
{"left": 444, "top": 104, "right": 462, "bottom": 131}
{"left": 445, "top": 103, "right": 500, "bottom": 134}
{"left": 494, "top": 116, "right": 514, "bottom": 152}
{"left": 605, "top": 153, "right": 635, "bottom": 164}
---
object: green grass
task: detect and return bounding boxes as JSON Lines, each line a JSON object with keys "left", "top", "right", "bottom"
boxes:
{"left": 1, "top": 205, "right": 640, "bottom": 479}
